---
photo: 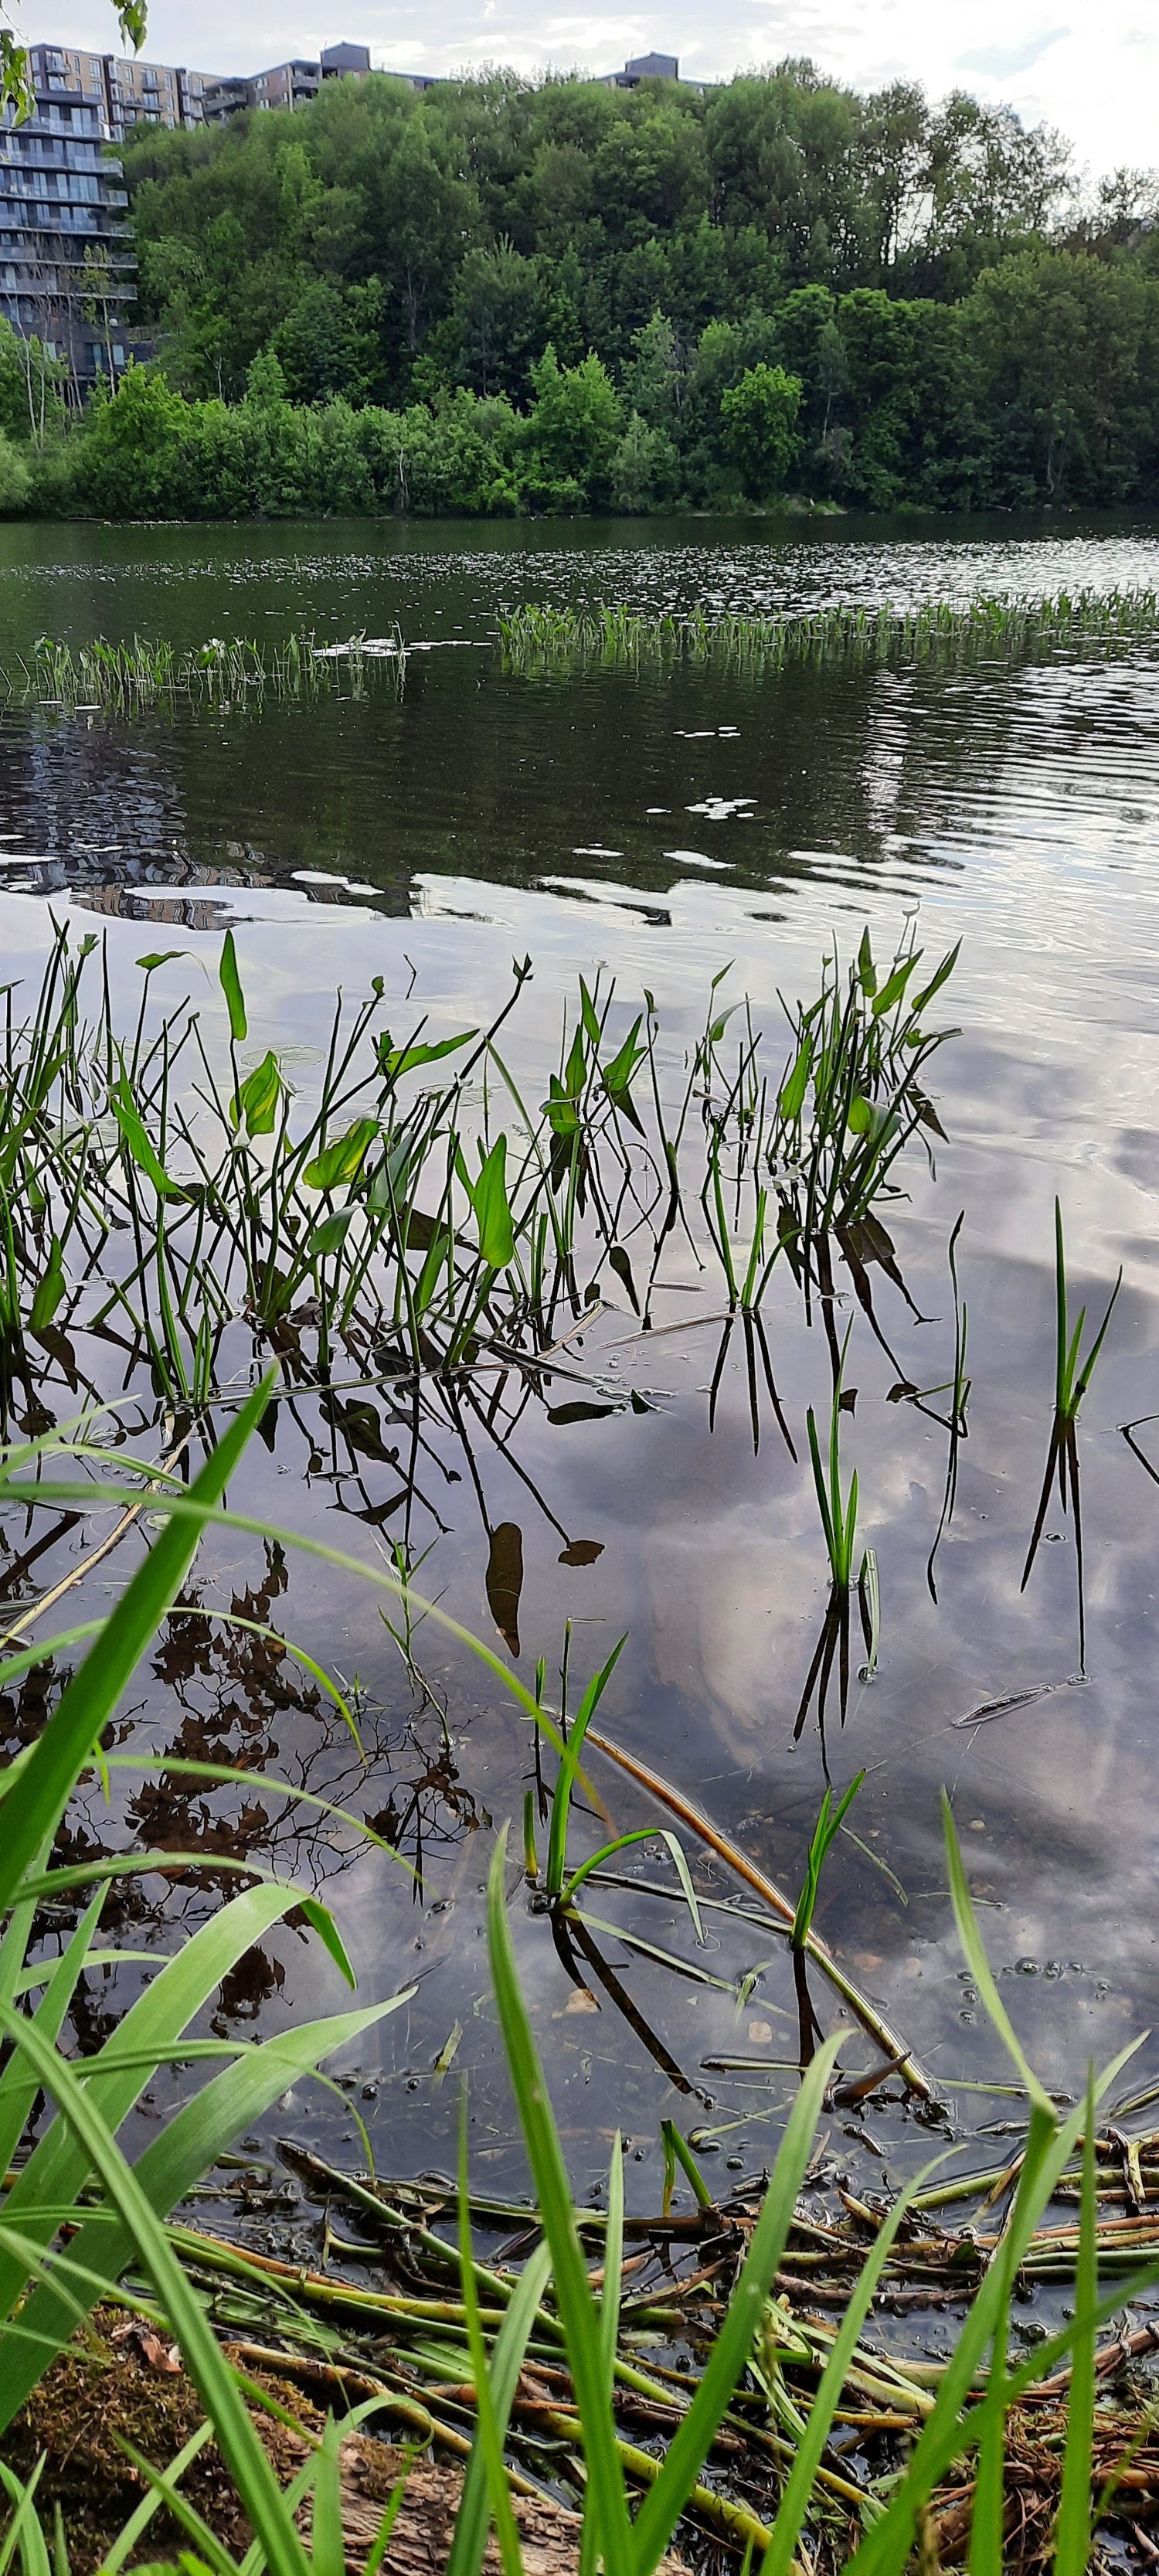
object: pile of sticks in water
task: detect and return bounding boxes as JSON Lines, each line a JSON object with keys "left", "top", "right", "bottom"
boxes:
{"left": 114, "top": 2121, "right": 1159, "bottom": 2570}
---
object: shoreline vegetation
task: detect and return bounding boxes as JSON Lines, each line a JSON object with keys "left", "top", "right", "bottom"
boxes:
{"left": 0, "top": 920, "right": 1157, "bottom": 2566}
{"left": 6, "top": 591, "right": 1159, "bottom": 717}
{"left": 2, "top": 60, "right": 1159, "bottom": 521}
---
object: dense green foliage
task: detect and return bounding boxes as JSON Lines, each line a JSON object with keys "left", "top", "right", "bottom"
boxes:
{"left": 5, "top": 61, "right": 1159, "bottom": 517}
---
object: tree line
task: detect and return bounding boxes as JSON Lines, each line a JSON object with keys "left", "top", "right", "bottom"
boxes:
{"left": 1, "top": 61, "right": 1157, "bottom": 516}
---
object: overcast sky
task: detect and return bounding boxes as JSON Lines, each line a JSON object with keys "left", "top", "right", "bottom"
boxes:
{"left": 25, "top": 1, "right": 1156, "bottom": 183}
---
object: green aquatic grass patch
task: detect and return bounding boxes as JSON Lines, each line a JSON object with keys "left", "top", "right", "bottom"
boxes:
{"left": 498, "top": 587, "right": 1159, "bottom": 674}
{"left": 8, "top": 587, "right": 1159, "bottom": 723}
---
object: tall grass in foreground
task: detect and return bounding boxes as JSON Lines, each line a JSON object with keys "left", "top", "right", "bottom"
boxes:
{"left": 0, "top": 1380, "right": 419, "bottom": 2571}
{"left": 0, "top": 1395, "right": 1151, "bottom": 2570}
{"left": 448, "top": 1808, "right": 1147, "bottom": 2576}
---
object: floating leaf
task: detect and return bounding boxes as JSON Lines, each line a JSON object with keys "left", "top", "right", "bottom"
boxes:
{"left": 915, "top": 1093, "right": 949, "bottom": 1140}
{"left": 548, "top": 1400, "right": 617, "bottom": 1426}
{"left": 843, "top": 1212, "right": 896, "bottom": 1266}
{"left": 557, "top": 1540, "right": 604, "bottom": 1567}
{"left": 321, "top": 1395, "right": 396, "bottom": 1464}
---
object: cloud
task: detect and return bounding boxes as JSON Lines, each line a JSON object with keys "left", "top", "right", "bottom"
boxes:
{"left": 956, "top": 26, "right": 1069, "bottom": 76}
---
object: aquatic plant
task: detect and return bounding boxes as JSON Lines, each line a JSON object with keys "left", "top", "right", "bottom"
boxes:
{"left": 3, "top": 628, "right": 406, "bottom": 717}
{"left": 1021, "top": 1197, "right": 1121, "bottom": 1669}
{"left": 795, "top": 1327, "right": 881, "bottom": 1742}
{"left": 926, "top": 1208, "right": 970, "bottom": 1601}
{"left": 790, "top": 1770, "right": 866, "bottom": 2065}
{"left": 9, "top": 586, "right": 1159, "bottom": 727}
{"left": 498, "top": 587, "right": 1159, "bottom": 677}
{"left": 770, "top": 923, "right": 959, "bottom": 1272}
{"left": 0, "top": 1390, "right": 1149, "bottom": 2569}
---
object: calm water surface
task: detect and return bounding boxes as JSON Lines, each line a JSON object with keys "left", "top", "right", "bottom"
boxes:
{"left": 2, "top": 512, "right": 1158, "bottom": 2228}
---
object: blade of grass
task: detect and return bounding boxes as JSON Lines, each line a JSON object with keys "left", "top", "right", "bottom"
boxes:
{"left": 456, "top": 2095, "right": 524, "bottom": 2576}
{"left": 0, "top": 1373, "right": 275, "bottom": 1914}
{"left": 0, "top": 1880, "right": 342, "bottom": 2415}
{"left": 446, "top": 2242, "right": 553, "bottom": 2576}
{"left": 762, "top": 2152, "right": 952, "bottom": 2576}
{"left": 1054, "top": 2068, "right": 1098, "bottom": 2574}
{"left": 100, "top": 2423, "right": 216, "bottom": 2576}
{"left": 0, "top": 1996, "right": 410, "bottom": 2430}
{"left": 0, "top": 2002, "right": 311, "bottom": 2576}
{"left": 628, "top": 2033, "right": 841, "bottom": 2575}
{"left": 487, "top": 1826, "right": 632, "bottom": 2572}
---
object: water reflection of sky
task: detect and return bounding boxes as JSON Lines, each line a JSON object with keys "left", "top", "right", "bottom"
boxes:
{"left": 2, "top": 519, "right": 1159, "bottom": 2200}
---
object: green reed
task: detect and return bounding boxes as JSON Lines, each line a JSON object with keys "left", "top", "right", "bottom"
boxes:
{"left": 5, "top": 629, "right": 392, "bottom": 716}
{"left": 498, "top": 587, "right": 1159, "bottom": 676}
{"left": 1021, "top": 1197, "right": 1122, "bottom": 1670}
{"left": 8, "top": 585, "right": 1158, "bottom": 725}
{"left": 926, "top": 1208, "right": 970, "bottom": 1601}
{"left": 0, "top": 908, "right": 959, "bottom": 1530}
{"left": 807, "top": 1327, "right": 860, "bottom": 1594}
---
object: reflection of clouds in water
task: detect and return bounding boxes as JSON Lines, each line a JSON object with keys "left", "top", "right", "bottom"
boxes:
{"left": 2, "top": 531, "right": 1159, "bottom": 2123}
{"left": 528, "top": 1233, "right": 1159, "bottom": 2046}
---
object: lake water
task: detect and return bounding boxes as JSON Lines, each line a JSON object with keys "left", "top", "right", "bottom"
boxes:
{"left": 3, "top": 510, "right": 1159, "bottom": 2230}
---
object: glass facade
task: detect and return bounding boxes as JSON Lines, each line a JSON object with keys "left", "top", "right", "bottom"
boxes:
{"left": 0, "top": 49, "right": 136, "bottom": 384}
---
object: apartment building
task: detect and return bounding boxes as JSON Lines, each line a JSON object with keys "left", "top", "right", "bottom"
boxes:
{"left": 596, "top": 52, "right": 715, "bottom": 94}
{"left": 101, "top": 56, "right": 218, "bottom": 139}
{"left": 0, "top": 39, "right": 429, "bottom": 384}
{"left": 1, "top": 46, "right": 137, "bottom": 383}
{"left": 205, "top": 60, "right": 319, "bottom": 120}
{"left": 203, "top": 44, "right": 379, "bottom": 122}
